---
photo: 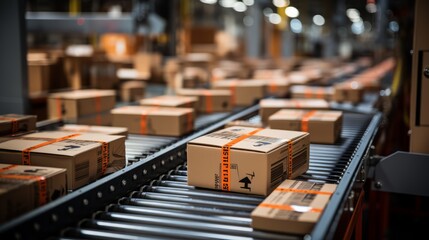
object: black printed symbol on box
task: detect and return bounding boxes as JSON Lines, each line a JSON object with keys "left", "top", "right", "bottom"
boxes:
{"left": 58, "top": 145, "right": 80, "bottom": 151}
{"left": 239, "top": 172, "right": 255, "bottom": 191}
{"left": 253, "top": 141, "right": 271, "bottom": 147}
{"left": 24, "top": 168, "right": 45, "bottom": 173}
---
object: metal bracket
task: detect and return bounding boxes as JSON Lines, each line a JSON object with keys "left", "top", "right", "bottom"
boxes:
{"left": 372, "top": 151, "right": 429, "bottom": 197}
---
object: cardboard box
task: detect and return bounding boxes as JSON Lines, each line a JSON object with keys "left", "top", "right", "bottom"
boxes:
{"left": 269, "top": 110, "right": 343, "bottom": 144}
{"left": 290, "top": 85, "right": 334, "bottom": 101}
{"left": 48, "top": 89, "right": 116, "bottom": 122}
{"left": 187, "top": 127, "right": 310, "bottom": 196}
{"left": 259, "top": 99, "right": 330, "bottom": 123}
{"left": 61, "top": 111, "right": 112, "bottom": 126}
{"left": 0, "top": 131, "right": 126, "bottom": 189}
{"left": 260, "top": 79, "right": 290, "bottom": 97}
{"left": 0, "top": 114, "right": 37, "bottom": 136}
{"left": 252, "top": 69, "right": 285, "bottom": 79}
{"left": 251, "top": 179, "right": 337, "bottom": 234}
{"left": 139, "top": 95, "right": 198, "bottom": 112}
{"left": 120, "top": 81, "right": 146, "bottom": 102}
{"left": 111, "top": 106, "right": 195, "bottom": 136}
{"left": 59, "top": 124, "right": 128, "bottom": 136}
{"left": 0, "top": 164, "right": 67, "bottom": 223}
{"left": 28, "top": 57, "right": 54, "bottom": 94}
{"left": 333, "top": 81, "right": 364, "bottom": 103}
{"left": 212, "top": 79, "right": 266, "bottom": 106}
{"left": 225, "top": 120, "right": 264, "bottom": 129}
{"left": 177, "top": 89, "right": 232, "bottom": 113}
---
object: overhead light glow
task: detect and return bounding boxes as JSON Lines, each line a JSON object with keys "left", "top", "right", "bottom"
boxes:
{"left": 351, "top": 21, "right": 364, "bottom": 35}
{"left": 263, "top": 8, "right": 273, "bottom": 17}
{"left": 220, "top": 0, "right": 236, "bottom": 8}
{"left": 366, "top": 3, "right": 377, "bottom": 13}
{"left": 290, "top": 19, "right": 302, "bottom": 33}
{"left": 273, "top": 0, "right": 289, "bottom": 8}
{"left": 350, "top": 16, "right": 362, "bottom": 23}
{"left": 243, "top": 0, "right": 254, "bottom": 6}
{"left": 233, "top": 1, "right": 247, "bottom": 12}
{"left": 200, "top": 0, "right": 217, "bottom": 4}
{"left": 313, "top": 15, "right": 325, "bottom": 26}
{"left": 269, "top": 13, "right": 282, "bottom": 25}
{"left": 285, "top": 6, "right": 299, "bottom": 18}
{"left": 243, "top": 16, "right": 254, "bottom": 26}
{"left": 389, "top": 21, "right": 399, "bottom": 32}
{"left": 346, "top": 8, "right": 360, "bottom": 19}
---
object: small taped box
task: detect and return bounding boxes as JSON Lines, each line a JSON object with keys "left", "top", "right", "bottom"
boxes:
{"left": 259, "top": 98, "right": 330, "bottom": 123}
{"left": 111, "top": 106, "right": 195, "bottom": 136}
{"left": 251, "top": 179, "right": 337, "bottom": 235}
{"left": 59, "top": 124, "right": 128, "bottom": 136}
{"left": 290, "top": 85, "right": 334, "bottom": 101}
{"left": 0, "top": 164, "right": 67, "bottom": 223}
{"left": 212, "top": 79, "right": 266, "bottom": 106}
{"left": 0, "top": 114, "right": 37, "bottom": 136}
{"left": 269, "top": 110, "right": 343, "bottom": 144}
{"left": 333, "top": 81, "right": 364, "bottom": 104}
{"left": 176, "top": 89, "right": 232, "bottom": 113}
{"left": 0, "top": 131, "right": 126, "bottom": 189}
{"left": 120, "top": 81, "right": 146, "bottom": 102}
{"left": 187, "top": 127, "right": 310, "bottom": 196}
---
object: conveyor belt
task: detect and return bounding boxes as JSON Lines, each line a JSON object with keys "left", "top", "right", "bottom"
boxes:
{"left": 0, "top": 105, "right": 381, "bottom": 239}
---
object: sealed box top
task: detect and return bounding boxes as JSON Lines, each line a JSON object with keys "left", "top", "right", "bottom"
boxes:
{"left": 260, "top": 98, "right": 330, "bottom": 109}
{"left": 0, "top": 131, "right": 125, "bottom": 157}
{"left": 111, "top": 106, "right": 194, "bottom": 116}
{"left": 139, "top": 95, "right": 198, "bottom": 107}
{"left": 177, "top": 88, "right": 231, "bottom": 97}
{"left": 59, "top": 124, "right": 128, "bottom": 135}
{"left": 213, "top": 79, "right": 267, "bottom": 87}
{"left": 189, "top": 126, "right": 308, "bottom": 153}
{"left": 0, "top": 114, "right": 36, "bottom": 123}
{"left": 270, "top": 110, "right": 342, "bottom": 121}
{"left": 0, "top": 164, "right": 66, "bottom": 180}
{"left": 49, "top": 89, "right": 116, "bottom": 100}
{"left": 290, "top": 85, "right": 334, "bottom": 94}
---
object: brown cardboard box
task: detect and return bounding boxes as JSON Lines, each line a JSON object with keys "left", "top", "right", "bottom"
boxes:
{"left": 0, "top": 131, "right": 126, "bottom": 189}
{"left": 59, "top": 124, "right": 128, "bottom": 136}
{"left": 252, "top": 69, "right": 285, "bottom": 79}
{"left": 139, "top": 95, "right": 198, "bottom": 111}
{"left": 251, "top": 179, "right": 337, "bottom": 234}
{"left": 269, "top": 110, "right": 343, "bottom": 144}
{"left": 260, "top": 79, "right": 290, "bottom": 97}
{"left": 47, "top": 89, "right": 116, "bottom": 123}
{"left": 177, "top": 89, "right": 232, "bottom": 113}
{"left": 0, "top": 114, "right": 37, "bottom": 136}
{"left": 333, "top": 81, "right": 364, "bottom": 103}
{"left": 28, "top": 58, "right": 54, "bottom": 94}
{"left": 111, "top": 106, "right": 195, "bottom": 136}
{"left": 61, "top": 111, "right": 112, "bottom": 126}
{"left": 0, "top": 164, "right": 67, "bottom": 223}
{"left": 225, "top": 120, "right": 264, "bottom": 129}
{"left": 212, "top": 79, "right": 266, "bottom": 106}
{"left": 287, "top": 72, "right": 311, "bottom": 85}
{"left": 259, "top": 99, "right": 330, "bottom": 123}
{"left": 187, "top": 127, "right": 310, "bottom": 196}
{"left": 290, "top": 85, "right": 334, "bottom": 101}
{"left": 120, "top": 81, "right": 146, "bottom": 102}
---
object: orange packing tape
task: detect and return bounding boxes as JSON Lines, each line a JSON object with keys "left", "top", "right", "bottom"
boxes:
{"left": 301, "top": 110, "right": 316, "bottom": 133}
{"left": 0, "top": 174, "right": 47, "bottom": 205}
{"left": 221, "top": 128, "right": 263, "bottom": 191}
{"left": 202, "top": 90, "right": 213, "bottom": 113}
{"left": 275, "top": 187, "right": 333, "bottom": 195}
{"left": 95, "top": 94, "right": 102, "bottom": 125}
{"left": 21, "top": 133, "right": 81, "bottom": 165}
{"left": 93, "top": 141, "right": 109, "bottom": 175}
{"left": 317, "top": 88, "right": 325, "bottom": 99}
{"left": 269, "top": 80, "right": 278, "bottom": 94}
{"left": 229, "top": 81, "right": 237, "bottom": 106}
{"left": 139, "top": 107, "right": 159, "bottom": 135}
{"left": 287, "top": 140, "right": 293, "bottom": 178}
{"left": 305, "top": 89, "right": 312, "bottom": 99}
{"left": 259, "top": 203, "right": 323, "bottom": 213}
{"left": 0, "top": 164, "right": 17, "bottom": 172}
{"left": 0, "top": 117, "right": 19, "bottom": 134}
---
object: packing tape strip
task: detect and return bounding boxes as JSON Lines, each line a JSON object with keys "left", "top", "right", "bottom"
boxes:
{"left": 229, "top": 81, "right": 237, "bottom": 106}
{"left": 301, "top": 110, "right": 317, "bottom": 133}
{"left": 287, "top": 140, "right": 293, "bottom": 178}
{"left": 275, "top": 187, "right": 333, "bottom": 195}
{"left": 259, "top": 203, "right": 323, "bottom": 213}
{"left": 22, "top": 133, "right": 81, "bottom": 165}
{"left": 140, "top": 107, "right": 159, "bottom": 134}
{"left": 0, "top": 117, "right": 19, "bottom": 134}
{"left": 269, "top": 80, "right": 278, "bottom": 94}
{"left": 221, "top": 128, "right": 263, "bottom": 191}
{"left": 93, "top": 140, "right": 109, "bottom": 175}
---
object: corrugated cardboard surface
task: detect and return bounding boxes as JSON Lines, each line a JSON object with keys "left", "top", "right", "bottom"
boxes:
{"left": 139, "top": 95, "right": 198, "bottom": 112}
{"left": 0, "top": 114, "right": 37, "bottom": 136}
{"left": 269, "top": 110, "right": 343, "bottom": 144}
{"left": 177, "top": 89, "right": 232, "bottom": 113}
{"left": 0, "top": 131, "right": 125, "bottom": 189}
{"left": 111, "top": 106, "right": 195, "bottom": 136}
{"left": 333, "top": 82, "right": 364, "bottom": 103}
{"left": 212, "top": 79, "right": 266, "bottom": 106}
{"left": 59, "top": 124, "right": 128, "bottom": 136}
{"left": 251, "top": 179, "right": 337, "bottom": 234}
{"left": 0, "top": 164, "right": 67, "bottom": 223}
{"left": 259, "top": 99, "right": 330, "bottom": 123}
{"left": 187, "top": 127, "right": 310, "bottom": 196}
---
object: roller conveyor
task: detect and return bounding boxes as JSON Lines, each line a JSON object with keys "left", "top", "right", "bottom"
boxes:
{"left": 0, "top": 104, "right": 381, "bottom": 240}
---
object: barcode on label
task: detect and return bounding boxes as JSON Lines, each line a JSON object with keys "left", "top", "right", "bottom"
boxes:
{"left": 292, "top": 148, "right": 308, "bottom": 172}
{"left": 75, "top": 161, "right": 89, "bottom": 182}
{"left": 270, "top": 158, "right": 284, "bottom": 188}
{"left": 274, "top": 210, "right": 302, "bottom": 221}
{"left": 247, "top": 135, "right": 282, "bottom": 144}
{"left": 207, "top": 131, "right": 241, "bottom": 140}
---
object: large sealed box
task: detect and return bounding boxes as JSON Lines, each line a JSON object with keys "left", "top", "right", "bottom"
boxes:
{"left": 290, "top": 85, "right": 334, "bottom": 101}
{"left": 269, "top": 110, "right": 343, "bottom": 144}
{"left": 47, "top": 89, "right": 116, "bottom": 124}
{"left": 139, "top": 95, "right": 198, "bottom": 111}
{"left": 120, "top": 81, "right": 145, "bottom": 102}
{"left": 111, "top": 106, "right": 195, "bottom": 136}
{"left": 0, "top": 114, "right": 37, "bottom": 136}
{"left": 177, "top": 89, "right": 232, "bottom": 113}
{"left": 333, "top": 81, "right": 364, "bottom": 103}
{"left": 212, "top": 79, "right": 266, "bottom": 106}
{"left": 0, "top": 164, "right": 67, "bottom": 223}
{"left": 251, "top": 179, "right": 337, "bottom": 234}
{"left": 259, "top": 99, "right": 330, "bottom": 123}
{"left": 187, "top": 127, "right": 310, "bottom": 196}
{"left": 59, "top": 124, "right": 128, "bottom": 136}
{"left": 0, "top": 131, "right": 126, "bottom": 189}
